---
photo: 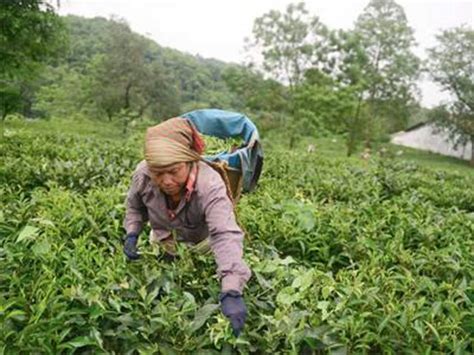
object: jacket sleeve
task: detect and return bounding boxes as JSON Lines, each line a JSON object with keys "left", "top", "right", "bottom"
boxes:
{"left": 123, "top": 171, "right": 149, "bottom": 236}
{"left": 202, "top": 177, "right": 251, "bottom": 294}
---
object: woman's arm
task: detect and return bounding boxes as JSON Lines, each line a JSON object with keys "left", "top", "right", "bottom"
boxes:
{"left": 123, "top": 171, "right": 149, "bottom": 236}
{"left": 202, "top": 178, "right": 251, "bottom": 294}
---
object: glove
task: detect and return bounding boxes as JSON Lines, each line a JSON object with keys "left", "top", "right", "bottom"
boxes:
{"left": 220, "top": 290, "right": 247, "bottom": 336}
{"left": 123, "top": 233, "right": 140, "bottom": 260}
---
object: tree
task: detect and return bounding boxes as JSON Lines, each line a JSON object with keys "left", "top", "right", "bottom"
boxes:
{"left": 428, "top": 26, "right": 474, "bottom": 165}
{"left": 222, "top": 66, "right": 287, "bottom": 112}
{"left": 353, "top": 0, "right": 420, "bottom": 146}
{"left": 0, "top": 0, "right": 65, "bottom": 80}
{"left": 90, "top": 19, "right": 163, "bottom": 122}
{"left": 32, "top": 65, "right": 91, "bottom": 118}
{"left": 287, "top": 28, "right": 380, "bottom": 156}
{"left": 294, "top": 67, "right": 365, "bottom": 155}
{"left": 247, "top": 2, "right": 328, "bottom": 92}
{"left": 246, "top": 2, "right": 330, "bottom": 147}
{"left": 92, "top": 18, "right": 150, "bottom": 119}
{"left": 0, "top": 0, "right": 66, "bottom": 119}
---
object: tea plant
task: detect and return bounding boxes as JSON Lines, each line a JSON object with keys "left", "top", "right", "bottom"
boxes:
{"left": 1, "top": 120, "right": 473, "bottom": 353}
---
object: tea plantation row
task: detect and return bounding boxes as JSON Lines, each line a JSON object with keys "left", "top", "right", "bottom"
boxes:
{"left": 1, "top": 121, "right": 473, "bottom": 353}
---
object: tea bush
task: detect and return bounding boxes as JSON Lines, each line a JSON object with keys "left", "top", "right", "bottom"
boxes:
{"left": 1, "top": 121, "right": 473, "bottom": 353}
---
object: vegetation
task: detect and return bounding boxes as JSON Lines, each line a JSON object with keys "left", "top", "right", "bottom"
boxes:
{"left": 1, "top": 0, "right": 472, "bottom": 162}
{"left": 1, "top": 0, "right": 473, "bottom": 352}
{"left": 0, "top": 0, "right": 66, "bottom": 120}
{"left": 427, "top": 26, "right": 474, "bottom": 165}
{"left": 246, "top": 0, "right": 421, "bottom": 153}
{"left": 1, "top": 119, "right": 473, "bottom": 353}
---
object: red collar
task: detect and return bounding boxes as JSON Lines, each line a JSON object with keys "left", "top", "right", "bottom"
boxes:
{"left": 165, "top": 163, "right": 198, "bottom": 220}
{"left": 184, "top": 162, "right": 198, "bottom": 201}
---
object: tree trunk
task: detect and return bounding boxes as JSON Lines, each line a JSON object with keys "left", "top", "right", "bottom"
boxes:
{"left": 123, "top": 120, "right": 128, "bottom": 135}
{"left": 364, "top": 91, "right": 377, "bottom": 149}
{"left": 347, "top": 93, "right": 363, "bottom": 157}
{"left": 289, "top": 133, "right": 296, "bottom": 149}
{"left": 124, "top": 83, "right": 132, "bottom": 110}
{"left": 347, "top": 130, "right": 356, "bottom": 157}
{"left": 471, "top": 136, "right": 474, "bottom": 166}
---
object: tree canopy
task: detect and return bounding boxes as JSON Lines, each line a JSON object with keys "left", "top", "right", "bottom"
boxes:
{"left": 428, "top": 26, "right": 474, "bottom": 164}
{"left": 0, "top": 0, "right": 66, "bottom": 119}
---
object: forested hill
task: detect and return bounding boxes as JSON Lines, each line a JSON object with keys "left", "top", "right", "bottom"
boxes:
{"left": 4, "top": 2, "right": 471, "bottom": 161}
{"left": 64, "top": 16, "right": 236, "bottom": 110}
{"left": 29, "top": 15, "right": 283, "bottom": 124}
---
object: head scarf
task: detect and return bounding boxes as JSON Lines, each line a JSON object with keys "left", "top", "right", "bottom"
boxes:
{"left": 145, "top": 117, "right": 205, "bottom": 168}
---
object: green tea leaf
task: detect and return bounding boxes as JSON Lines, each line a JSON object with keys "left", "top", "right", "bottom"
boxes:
{"left": 277, "top": 287, "right": 299, "bottom": 306}
{"left": 32, "top": 240, "right": 51, "bottom": 255}
{"left": 291, "top": 270, "right": 313, "bottom": 291}
{"left": 17, "top": 226, "right": 39, "bottom": 242}
{"left": 61, "top": 336, "right": 96, "bottom": 349}
{"left": 6, "top": 310, "right": 27, "bottom": 322}
{"left": 189, "top": 303, "right": 219, "bottom": 333}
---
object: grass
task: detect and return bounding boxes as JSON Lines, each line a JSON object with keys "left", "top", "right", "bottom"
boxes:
{"left": 393, "top": 144, "right": 474, "bottom": 176}
{"left": 2, "top": 116, "right": 124, "bottom": 140}
{"left": 263, "top": 131, "right": 473, "bottom": 176}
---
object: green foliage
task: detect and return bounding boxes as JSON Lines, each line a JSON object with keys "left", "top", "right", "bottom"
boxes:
{"left": 0, "top": 0, "right": 66, "bottom": 80}
{"left": 245, "top": 0, "right": 421, "bottom": 153}
{"left": 32, "top": 65, "right": 91, "bottom": 118}
{"left": 0, "top": 0, "right": 66, "bottom": 120}
{"left": 352, "top": 0, "right": 420, "bottom": 143}
{"left": 427, "top": 26, "right": 474, "bottom": 164}
{"left": 248, "top": 2, "right": 328, "bottom": 90}
{"left": 1, "top": 119, "right": 473, "bottom": 353}
{"left": 222, "top": 66, "right": 287, "bottom": 113}
{"left": 4, "top": 14, "right": 275, "bottom": 123}
{"left": 294, "top": 70, "right": 357, "bottom": 134}
{"left": 86, "top": 18, "right": 180, "bottom": 122}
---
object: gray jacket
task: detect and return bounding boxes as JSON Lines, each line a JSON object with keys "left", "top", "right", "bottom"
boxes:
{"left": 124, "top": 160, "right": 251, "bottom": 293}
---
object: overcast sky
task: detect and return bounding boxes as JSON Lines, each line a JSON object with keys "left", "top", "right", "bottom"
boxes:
{"left": 59, "top": 0, "right": 473, "bottom": 108}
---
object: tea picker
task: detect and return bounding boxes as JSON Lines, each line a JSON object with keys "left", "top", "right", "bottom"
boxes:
{"left": 122, "top": 109, "right": 263, "bottom": 336}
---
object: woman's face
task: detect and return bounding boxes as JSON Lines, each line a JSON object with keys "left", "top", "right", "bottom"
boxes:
{"left": 149, "top": 162, "right": 190, "bottom": 196}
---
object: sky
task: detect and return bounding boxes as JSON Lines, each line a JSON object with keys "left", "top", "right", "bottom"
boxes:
{"left": 59, "top": 0, "right": 473, "bottom": 108}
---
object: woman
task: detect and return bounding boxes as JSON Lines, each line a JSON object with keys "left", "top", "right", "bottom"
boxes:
{"left": 122, "top": 117, "right": 251, "bottom": 336}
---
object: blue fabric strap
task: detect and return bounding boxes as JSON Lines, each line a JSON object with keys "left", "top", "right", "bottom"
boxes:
{"left": 182, "top": 109, "right": 263, "bottom": 193}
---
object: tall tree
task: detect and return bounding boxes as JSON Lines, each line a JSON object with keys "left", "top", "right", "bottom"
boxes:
{"left": 294, "top": 68, "right": 359, "bottom": 145}
{"left": 91, "top": 18, "right": 149, "bottom": 119}
{"left": 247, "top": 2, "right": 328, "bottom": 92}
{"left": 428, "top": 26, "right": 474, "bottom": 165}
{"left": 246, "top": 2, "right": 330, "bottom": 147}
{"left": 222, "top": 66, "right": 287, "bottom": 112}
{"left": 89, "top": 18, "right": 176, "bottom": 122}
{"left": 353, "top": 0, "right": 420, "bottom": 146}
{"left": 0, "top": 0, "right": 65, "bottom": 119}
{"left": 316, "top": 29, "right": 369, "bottom": 155}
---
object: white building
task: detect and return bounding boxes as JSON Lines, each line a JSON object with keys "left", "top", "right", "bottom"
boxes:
{"left": 391, "top": 122, "right": 472, "bottom": 161}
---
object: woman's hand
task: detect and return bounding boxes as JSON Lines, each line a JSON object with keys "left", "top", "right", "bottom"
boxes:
{"left": 123, "top": 233, "right": 140, "bottom": 260}
{"left": 220, "top": 290, "right": 247, "bottom": 336}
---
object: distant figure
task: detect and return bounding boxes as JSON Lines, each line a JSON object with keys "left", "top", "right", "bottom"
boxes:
{"left": 307, "top": 144, "right": 316, "bottom": 153}
{"left": 361, "top": 148, "right": 371, "bottom": 161}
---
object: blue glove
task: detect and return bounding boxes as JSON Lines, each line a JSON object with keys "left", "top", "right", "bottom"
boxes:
{"left": 220, "top": 290, "right": 247, "bottom": 336}
{"left": 123, "top": 233, "right": 140, "bottom": 260}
